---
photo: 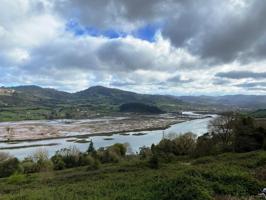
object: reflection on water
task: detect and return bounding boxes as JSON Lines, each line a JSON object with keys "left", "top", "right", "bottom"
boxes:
{"left": 0, "top": 116, "right": 215, "bottom": 159}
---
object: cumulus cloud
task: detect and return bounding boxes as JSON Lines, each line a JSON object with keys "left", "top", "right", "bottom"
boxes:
{"left": 1, "top": 0, "right": 266, "bottom": 95}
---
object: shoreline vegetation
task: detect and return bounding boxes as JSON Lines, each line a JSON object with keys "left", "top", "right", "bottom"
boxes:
{"left": 0, "top": 113, "right": 265, "bottom": 199}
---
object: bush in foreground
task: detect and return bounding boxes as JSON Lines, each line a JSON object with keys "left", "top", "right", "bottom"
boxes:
{"left": 0, "top": 157, "right": 22, "bottom": 178}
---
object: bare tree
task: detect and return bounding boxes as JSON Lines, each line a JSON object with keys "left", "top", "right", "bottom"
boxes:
{"left": 208, "top": 112, "right": 235, "bottom": 145}
{"left": 0, "top": 152, "right": 11, "bottom": 162}
{"left": 5, "top": 126, "right": 14, "bottom": 141}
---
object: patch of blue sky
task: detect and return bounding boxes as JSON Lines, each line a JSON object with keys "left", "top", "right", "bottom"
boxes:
{"left": 65, "top": 20, "right": 126, "bottom": 39}
{"left": 132, "top": 23, "right": 161, "bottom": 42}
{"left": 65, "top": 20, "right": 161, "bottom": 42}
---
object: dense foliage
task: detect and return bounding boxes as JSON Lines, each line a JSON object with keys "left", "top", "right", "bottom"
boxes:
{"left": 119, "top": 102, "right": 164, "bottom": 114}
{"left": 0, "top": 150, "right": 265, "bottom": 199}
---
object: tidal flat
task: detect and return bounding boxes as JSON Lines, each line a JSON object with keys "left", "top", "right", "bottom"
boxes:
{"left": 0, "top": 114, "right": 187, "bottom": 142}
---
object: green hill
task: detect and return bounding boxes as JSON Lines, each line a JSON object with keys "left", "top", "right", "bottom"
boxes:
{"left": 1, "top": 85, "right": 266, "bottom": 121}
{"left": 119, "top": 102, "right": 164, "bottom": 114}
{"left": 250, "top": 109, "right": 266, "bottom": 118}
{"left": 0, "top": 85, "right": 184, "bottom": 121}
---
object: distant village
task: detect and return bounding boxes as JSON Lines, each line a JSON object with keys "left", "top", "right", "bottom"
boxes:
{"left": 0, "top": 88, "right": 15, "bottom": 96}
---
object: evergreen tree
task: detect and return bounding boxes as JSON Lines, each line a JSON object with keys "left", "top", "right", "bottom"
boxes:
{"left": 87, "top": 141, "right": 95, "bottom": 154}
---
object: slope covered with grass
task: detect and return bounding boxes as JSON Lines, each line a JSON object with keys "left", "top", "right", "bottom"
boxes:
{"left": 0, "top": 151, "right": 265, "bottom": 200}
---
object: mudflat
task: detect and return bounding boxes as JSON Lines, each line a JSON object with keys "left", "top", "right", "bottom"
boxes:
{"left": 0, "top": 115, "right": 185, "bottom": 142}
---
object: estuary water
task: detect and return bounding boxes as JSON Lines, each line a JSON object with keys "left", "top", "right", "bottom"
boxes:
{"left": 0, "top": 114, "right": 215, "bottom": 159}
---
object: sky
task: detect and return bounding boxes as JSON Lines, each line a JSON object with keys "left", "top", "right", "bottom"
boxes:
{"left": 0, "top": 0, "right": 266, "bottom": 95}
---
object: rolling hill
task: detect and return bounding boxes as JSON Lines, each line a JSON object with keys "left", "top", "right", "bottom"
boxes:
{"left": 0, "top": 85, "right": 266, "bottom": 121}
{"left": 0, "top": 85, "right": 184, "bottom": 121}
{"left": 0, "top": 85, "right": 184, "bottom": 108}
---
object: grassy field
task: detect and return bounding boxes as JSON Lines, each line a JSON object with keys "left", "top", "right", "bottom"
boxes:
{"left": 0, "top": 151, "right": 266, "bottom": 200}
{"left": 0, "top": 104, "right": 117, "bottom": 122}
{"left": 250, "top": 110, "right": 266, "bottom": 119}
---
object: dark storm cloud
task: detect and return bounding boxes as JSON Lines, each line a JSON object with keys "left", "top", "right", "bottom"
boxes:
{"left": 216, "top": 71, "right": 266, "bottom": 80}
{"left": 163, "top": 0, "right": 266, "bottom": 63}
{"left": 55, "top": 0, "right": 176, "bottom": 30}
{"left": 199, "top": 1, "right": 266, "bottom": 62}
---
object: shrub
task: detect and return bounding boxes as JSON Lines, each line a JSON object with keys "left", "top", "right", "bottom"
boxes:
{"left": 97, "top": 144, "right": 127, "bottom": 163}
{"left": 139, "top": 146, "right": 152, "bottom": 160}
{"left": 255, "top": 167, "right": 266, "bottom": 181}
{"left": 79, "top": 155, "right": 94, "bottom": 166}
{"left": 31, "top": 149, "right": 53, "bottom": 172}
{"left": 93, "top": 159, "right": 101, "bottom": 170}
{"left": 87, "top": 158, "right": 101, "bottom": 171}
{"left": 255, "top": 154, "right": 266, "bottom": 167}
{"left": 200, "top": 167, "right": 261, "bottom": 196}
{"left": 154, "top": 133, "right": 196, "bottom": 157}
{"left": 36, "top": 160, "right": 53, "bottom": 172}
{"left": 0, "top": 157, "right": 22, "bottom": 178}
{"left": 156, "top": 139, "right": 175, "bottom": 155}
{"left": 192, "top": 156, "right": 216, "bottom": 165}
{"left": 148, "top": 154, "right": 159, "bottom": 169}
{"left": 234, "top": 127, "right": 265, "bottom": 153}
{"left": 152, "top": 175, "right": 212, "bottom": 200}
{"left": 0, "top": 152, "right": 11, "bottom": 162}
{"left": 21, "top": 159, "right": 38, "bottom": 174}
{"left": 8, "top": 172, "right": 26, "bottom": 184}
{"left": 51, "top": 155, "right": 65, "bottom": 170}
{"left": 101, "top": 150, "right": 120, "bottom": 163}
{"left": 194, "top": 133, "right": 219, "bottom": 157}
{"left": 108, "top": 143, "right": 127, "bottom": 157}
{"left": 172, "top": 132, "right": 196, "bottom": 156}
{"left": 54, "top": 147, "right": 81, "bottom": 168}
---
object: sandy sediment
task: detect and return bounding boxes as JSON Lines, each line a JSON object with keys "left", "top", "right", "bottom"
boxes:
{"left": 0, "top": 115, "right": 186, "bottom": 142}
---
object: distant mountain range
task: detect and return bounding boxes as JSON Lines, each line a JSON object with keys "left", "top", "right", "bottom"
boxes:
{"left": 0, "top": 85, "right": 266, "bottom": 112}
{"left": 177, "top": 95, "right": 266, "bottom": 110}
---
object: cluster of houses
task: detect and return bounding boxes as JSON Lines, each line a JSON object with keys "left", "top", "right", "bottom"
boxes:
{"left": 0, "top": 88, "right": 15, "bottom": 96}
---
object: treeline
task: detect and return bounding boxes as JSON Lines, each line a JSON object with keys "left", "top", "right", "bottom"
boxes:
{"left": 0, "top": 143, "right": 127, "bottom": 178}
{"left": 139, "top": 113, "right": 266, "bottom": 169}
